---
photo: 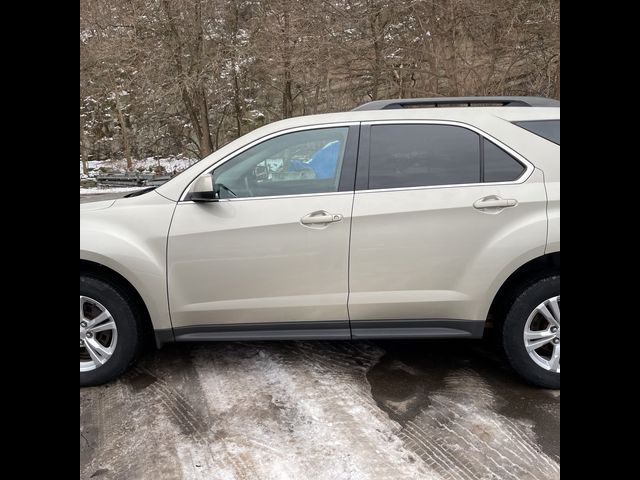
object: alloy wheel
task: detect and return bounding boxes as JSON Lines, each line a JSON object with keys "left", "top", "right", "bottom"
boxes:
{"left": 523, "top": 295, "right": 560, "bottom": 373}
{"left": 80, "top": 296, "right": 118, "bottom": 372}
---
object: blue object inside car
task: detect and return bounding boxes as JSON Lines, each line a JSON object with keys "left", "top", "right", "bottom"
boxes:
{"left": 287, "top": 141, "right": 341, "bottom": 179}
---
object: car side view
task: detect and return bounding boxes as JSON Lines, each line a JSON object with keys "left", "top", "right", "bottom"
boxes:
{"left": 80, "top": 96, "right": 560, "bottom": 388}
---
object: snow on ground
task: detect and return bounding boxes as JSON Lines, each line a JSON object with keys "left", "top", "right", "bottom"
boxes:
{"left": 80, "top": 186, "right": 148, "bottom": 195}
{"left": 80, "top": 342, "right": 559, "bottom": 480}
{"left": 80, "top": 343, "right": 439, "bottom": 480}
{"left": 187, "top": 342, "right": 437, "bottom": 480}
{"left": 80, "top": 156, "right": 199, "bottom": 193}
{"left": 80, "top": 156, "right": 198, "bottom": 177}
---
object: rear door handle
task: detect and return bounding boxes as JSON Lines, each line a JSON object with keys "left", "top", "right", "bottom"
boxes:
{"left": 300, "top": 210, "right": 343, "bottom": 225}
{"left": 473, "top": 196, "right": 518, "bottom": 210}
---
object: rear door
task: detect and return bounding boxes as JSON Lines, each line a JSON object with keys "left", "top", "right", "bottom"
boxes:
{"left": 348, "top": 122, "right": 547, "bottom": 338}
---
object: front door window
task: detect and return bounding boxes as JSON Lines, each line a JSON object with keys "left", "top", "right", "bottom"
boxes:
{"left": 214, "top": 127, "right": 350, "bottom": 199}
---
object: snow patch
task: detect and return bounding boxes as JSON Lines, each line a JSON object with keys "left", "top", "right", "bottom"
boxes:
{"left": 80, "top": 156, "right": 198, "bottom": 176}
{"left": 80, "top": 186, "right": 147, "bottom": 194}
{"left": 190, "top": 342, "right": 438, "bottom": 480}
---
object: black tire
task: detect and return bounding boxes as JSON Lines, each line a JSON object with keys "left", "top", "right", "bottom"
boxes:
{"left": 501, "top": 276, "right": 560, "bottom": 389}
{"left": 80, "top": 275, "right": 142, "bottom": 387}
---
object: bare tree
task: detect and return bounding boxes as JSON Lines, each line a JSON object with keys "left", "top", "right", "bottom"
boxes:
{"left": 80, "top": 0, "right": 560, "bottom": 164}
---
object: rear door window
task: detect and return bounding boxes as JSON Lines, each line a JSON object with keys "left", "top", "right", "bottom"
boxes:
{"left": 366, "top": 124, "right": 528, "bottom": 189}
{"left": 368, "top": 124, "right": 481, "bottom": 189}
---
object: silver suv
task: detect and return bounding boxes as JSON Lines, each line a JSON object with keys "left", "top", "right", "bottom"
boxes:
{"left": 80, "top": 96, "right": 560, "bottom": 388}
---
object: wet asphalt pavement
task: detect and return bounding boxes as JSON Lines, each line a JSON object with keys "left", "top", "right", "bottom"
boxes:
{"left": 80, "top": 193, "right": 559, "bottom": 480}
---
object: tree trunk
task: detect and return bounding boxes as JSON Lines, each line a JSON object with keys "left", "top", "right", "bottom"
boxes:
{"left": 554, "top": 56, "right": 560, "bottom": 99}
{"left": 214, "top": 105, "right": 228, "bottom": 150}
{"left": 80, "top": 116, "right": 89, "bottom": 175}
{"left": 162, "top": 0, "right": 214, "bottom": 158}
{"left": 182, "top": 87, "right": 214, "bottom": 159}
{"left": 233, "top": 70, "right": 243, "bottom": 138}
{"left": 369, "top": 8, "right": 383, "bottom": 100}
{"left": 313, "top": 81, "right": 321, "bottom": 114}
{"left": 282, "top": 10, "right": 293, "bottom": 118}
{"left": 181, "top": 87, "right": 203, "bottom": 153}
{"left": 115, "top": 95, "right": 133, "bottom": 169}
{"left": 283, "top": 71, "right": 293, "bottom": 117}
{"left": 197, "top": 88, "right": 214, "bottom": 156}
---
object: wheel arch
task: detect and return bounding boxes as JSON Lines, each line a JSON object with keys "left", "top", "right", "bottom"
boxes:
{"left": 80, "top": 259, "right": 174, "bottom": 347}
{"left": 487, "top": 252, "right": 560, "bottom": 329}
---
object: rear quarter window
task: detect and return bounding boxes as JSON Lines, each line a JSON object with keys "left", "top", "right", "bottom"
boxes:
{"left": 483, "top": 140, "right": 525, "bottom": 182}
{"left": 513, "top": 120, "right": 560, "bottom": 145}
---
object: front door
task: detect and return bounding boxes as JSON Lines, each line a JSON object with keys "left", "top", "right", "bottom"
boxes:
{"left": 167, "top": 125, "right": 359, "bottom": 339}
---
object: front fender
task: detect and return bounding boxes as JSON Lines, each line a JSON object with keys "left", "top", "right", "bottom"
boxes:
{"left": 80, "top": 193, "right": 176, "bottom": 331}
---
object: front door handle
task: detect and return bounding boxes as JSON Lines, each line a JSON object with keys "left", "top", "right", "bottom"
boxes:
{"left": 473, "top": 196, "right": 518, "bottom": 210}
{"left": 300, "top": 210, "right": 343, "bottom": 225}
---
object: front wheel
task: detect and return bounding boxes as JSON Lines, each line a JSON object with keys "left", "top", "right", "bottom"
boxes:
{"left": 80, "top": 275, "right": 142, "bottom": 386}
{"left": 502, "top": 276, "right": 560, "bottom": 389}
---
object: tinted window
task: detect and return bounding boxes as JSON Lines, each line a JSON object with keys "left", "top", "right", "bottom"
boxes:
{"left": 484, "top": 140, "right": 525, "bottom": 182}
{"left": 369, "top": 125, "right": 480, "bottom": 189}
{"left": 213, "top": 127, "right": 349, "bottom": 198}
{"left": 514, "top": 120, "right": 560, "bottom": 145}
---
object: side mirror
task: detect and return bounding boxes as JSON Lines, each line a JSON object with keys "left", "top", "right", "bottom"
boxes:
{"left": 188, "top": 175, "right": 217, "bottom": 202}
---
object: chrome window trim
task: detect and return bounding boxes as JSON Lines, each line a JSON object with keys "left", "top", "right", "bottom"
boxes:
{"left": 179, "top": 119, "right": 535, "bottom": 203}
{"left": 360, "top": 119, "right": 534, "bottom": 193}
{"left": 178, "top": 122, "right": 359, "bottom": 202}
{"left": 178, "top": 190, "right": 354, "bottom": 205}
{"left": 352, "top": 178, "right": 537, "bottom": 195}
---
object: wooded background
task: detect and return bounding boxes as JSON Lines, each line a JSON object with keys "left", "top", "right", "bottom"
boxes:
{"left": 80, "top": 0, "right": 560, "bottom": 171}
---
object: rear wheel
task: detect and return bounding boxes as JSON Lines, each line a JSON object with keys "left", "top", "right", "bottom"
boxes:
{"left": 80, "top": 275, "right": 142, "bottom": 386}
{"left": 502, "top": 276, "right": 560, "bottom": 388}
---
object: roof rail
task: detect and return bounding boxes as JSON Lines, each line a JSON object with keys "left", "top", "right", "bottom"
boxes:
{"left": 351, "top": 96, "right": 559, "bottom": 111}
